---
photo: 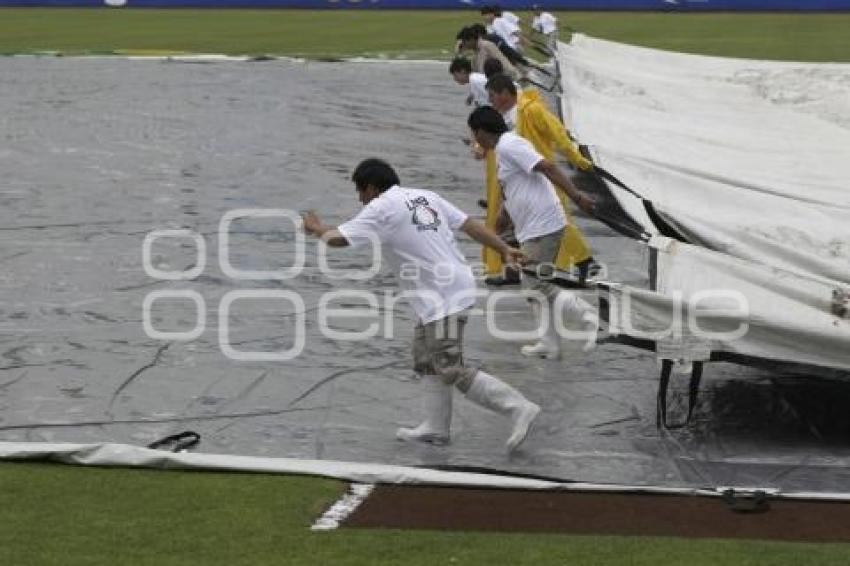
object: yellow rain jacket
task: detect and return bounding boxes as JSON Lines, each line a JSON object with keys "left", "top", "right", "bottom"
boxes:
{"left": 515, "top": 89, "right": 593, "bottom": 268}
{"left": 482, "top": 150, "right": 504, "bottom": 275}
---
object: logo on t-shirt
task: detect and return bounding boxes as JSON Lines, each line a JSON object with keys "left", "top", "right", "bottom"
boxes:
{"left": 406, "top": 196, "right": 441, "bottom": 232}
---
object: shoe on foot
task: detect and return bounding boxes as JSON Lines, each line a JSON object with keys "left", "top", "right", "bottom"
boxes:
{"left": 521, "top": 340, "right": 561, "bottom": 360}
{"left": 507, "top": 401, "right": 541, "bottom": 452}
{"left": 521, "top": 301, "right": 561, "bottom": 359}
{"left": 465, "top": 371, "right": 541, "bottom": 452}
{"left": 396, "top": 375, "right": 452, "bottom": 445}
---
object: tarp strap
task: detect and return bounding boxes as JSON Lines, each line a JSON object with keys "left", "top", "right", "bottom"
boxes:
{"left": 594, "top": 166, "right": 677, "bottom": 241}
{"left": 593, "top": 165, "right": 644, "bottom": 201}
{"left": 147, "top": 431, "right": 201, "bottom": 452}
{"left": 656, "top": 361, "right": 703, "bottom": 429}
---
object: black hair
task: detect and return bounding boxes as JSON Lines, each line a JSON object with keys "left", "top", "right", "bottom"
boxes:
{"left": 457, "top": 26, "right": 477, "bottom": 43}
{"left": 449, "top": 57, "right": 472, "bottom": 75}
{"left": 467, "top": 106, "right": 509, "bottom": 135}
{"left": 468, "top": 23, "right": 488, "bottom": 38}
{"left": 485, "top": 73, "right": 517, "bottom": 96}
{"left": 479, "top": 5, "right": 495, "bottom": 15}
{"left": 351, "top": 158, "right": 400, "bottom": 193}
{"left": 482, "top": 57, "right": 504, "bottom": 79}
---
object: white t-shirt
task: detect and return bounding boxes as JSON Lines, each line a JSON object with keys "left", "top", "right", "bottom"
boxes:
{"left": 502, "top": 11, "right": 520, "bottom": 26}
{"left": 491, "top": 17, "right": 520, "bottom": 50}
{"left": 338, "top": 185, "right": 476, "bottom": 324}
{"left": 503, "top": 104, "right": 518, "bottom": 130}
{"left": 469, "top": 72, "right": 489, "bottom": 107}
{"left": 495, "top": 132, "right": 567, "bottom": 243}
{"left": 532, "top": 12, "right": 557, "bottom": 35}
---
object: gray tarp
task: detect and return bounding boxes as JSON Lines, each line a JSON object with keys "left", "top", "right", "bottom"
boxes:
{"left": 2, "top": 55, "right": 850, "bottom": 493}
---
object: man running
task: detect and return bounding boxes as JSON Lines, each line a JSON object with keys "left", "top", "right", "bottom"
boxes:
{"left": 302, "top": 158, "right": 541, "bottom": 451}
{"left": 481, "top": 5, "right": 522, "bottom": 53}
{"left": 531, "top": 6, "right": 559, "bottom": 52}
{"left": 486, "top": 73, "right": 601, "bottom": 288}
{"left": 449, "top": 57, "right": 488, "bottom": 108}
{"left": 456, "top": 26, "right": 519, "bottom": 80}
{"left": 467, "top": 107, "right": 598, "bottom": 360}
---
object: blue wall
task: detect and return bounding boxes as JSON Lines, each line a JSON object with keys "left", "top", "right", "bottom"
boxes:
{"left": 2, "top": 0, "right": 849, "bottom": 10}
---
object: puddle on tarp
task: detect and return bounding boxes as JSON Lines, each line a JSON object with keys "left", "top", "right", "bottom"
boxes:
{"left": 2, "top": 57, "right": 850, "bottom": 492}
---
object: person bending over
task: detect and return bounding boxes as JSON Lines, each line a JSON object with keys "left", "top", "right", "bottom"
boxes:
{"left": 468, "top": 107, "right": 598, "bottom": 360}
{"left": 302, "top": 158, "right": 541, "bottom": 451}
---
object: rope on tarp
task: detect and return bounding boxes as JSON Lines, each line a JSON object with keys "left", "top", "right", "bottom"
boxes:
{"left": 147, "top": 431, "right": 201, "bottom": 452}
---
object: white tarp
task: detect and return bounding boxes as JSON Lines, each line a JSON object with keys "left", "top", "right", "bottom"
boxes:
{"left": 558, "top": 35, "right": 850, "bottom": 286}
{"left": 6, "top": 440, "right": 850, "bottom": 502}
{"left": 605, "top": 236, "right": 850, "bottom": 370}
{"left": 558, "top": 36, "right": 850, "bottom": 370}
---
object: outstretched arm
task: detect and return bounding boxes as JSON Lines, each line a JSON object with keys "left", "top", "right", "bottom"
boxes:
{"left": 302, "top": 212, "right": 349, "bottom": 247}
{"left": 533, "top": 160, "right": 595, "bottom": 215}
{"left": 536, "top": 107, "right": 594, "bottom": 171}
{"left": 460, "top": 217, "right": 525, "bottom": 264}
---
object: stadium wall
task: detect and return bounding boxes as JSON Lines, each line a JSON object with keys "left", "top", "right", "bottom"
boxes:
{"left": 2, "top": 0, "right": 850, "bottom": 11}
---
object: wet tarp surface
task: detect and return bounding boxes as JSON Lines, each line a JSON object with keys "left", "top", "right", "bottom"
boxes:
{"left": 3, "top": 57, "right": 850, "bottom": 492}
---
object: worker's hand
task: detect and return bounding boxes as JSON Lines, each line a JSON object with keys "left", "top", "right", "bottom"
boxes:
{"left": 575, "top": 192, "right": 596, "bottom": 215}
{"left": 301, "top": 211, "right": 322, "bottom": 236}
{"left": 501, "top": 246, "right": 528, "bottom": 265}
{"left": 471, "top": 142, "right": 486, "bottom": 160}
{"left": 465, "top": 94, "right": 474, "bottom": 106}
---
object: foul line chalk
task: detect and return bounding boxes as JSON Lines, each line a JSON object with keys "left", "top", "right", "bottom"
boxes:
{"left": 311, "top": 483, "right": 375, "bottom": 531}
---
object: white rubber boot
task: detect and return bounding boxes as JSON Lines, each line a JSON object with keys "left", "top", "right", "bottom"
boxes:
{"left": 554, "top": 291, "right": 599, "bottom": 352}
{"left": 521, "top": 300, "right": 561, "bottom": 360}
{"left": 396, "top": 375, "right": 452, "bottom": 445}
{"left": 465, "top": 371, "right": 541, "bottom": 452}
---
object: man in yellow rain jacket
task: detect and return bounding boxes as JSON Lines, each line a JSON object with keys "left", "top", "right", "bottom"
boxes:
{"left": 485, "top": 73, "right": 599, "bottom": 280}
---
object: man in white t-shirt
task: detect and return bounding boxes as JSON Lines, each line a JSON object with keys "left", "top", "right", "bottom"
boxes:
{"left": 532, "top": 7, "right": 558, "bottom": 35}
{"left": 531, "top": 6, "right": 558, "bottom": 50}
{"left": 481, "top": 5, "right": 522, "bottom": 51}
{"left": 467, "top": 107, "right": 598, "bottom": 360}
{"left": 502, "top": 10, "right": 520, "bottom": 27}
{"left": 302, "top": 158, "right": 540, "bottom": 451}
{"left": 449, "top": 57, "right": 488, "bottom": 108}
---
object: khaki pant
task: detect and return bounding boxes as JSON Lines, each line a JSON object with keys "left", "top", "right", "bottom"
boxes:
{"left": 520, "top": 228, "right": 565, "bottom": 301}
{"left": 412, "top": 314, "right": 477, "bottom": 392}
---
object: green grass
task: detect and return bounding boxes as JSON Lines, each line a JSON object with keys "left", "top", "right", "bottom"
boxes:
{"left": 2, "top": 462, "right": 850, "bottom": 566}
{"left": 0, "top": 8, "right": 848, "bottom": 61}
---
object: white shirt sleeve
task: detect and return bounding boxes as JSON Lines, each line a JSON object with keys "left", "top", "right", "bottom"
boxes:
{"left": 505, "top": 136, "right": 545, "bottom": 175}
{"left": 493, "top": 18, "right": 519, "bottom": 45}
{"left": 337, "top": 200, "right": 386, "bottom": 249}
{"left": 433, "top": 194, "right": 469, "bottom": 231}
{"left": 469, "top": 74, "right": 489, "bottom": 107}
{"left": 542, "top": 13, "right": 557, "bottom": 34}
